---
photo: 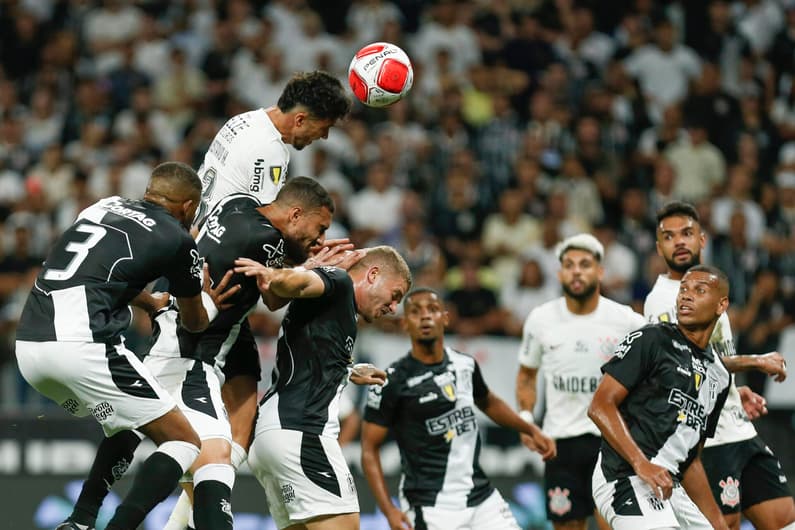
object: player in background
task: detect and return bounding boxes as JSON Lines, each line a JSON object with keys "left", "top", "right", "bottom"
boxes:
{"left": 591, "top": 265, "right": 733, "bottom": 529}
{"left": 361, "top": 288, "right": 557, "bottom": 530}
{"left": 646, "top": 201, "right": 795, "bottom": 530}
{"left": 17, "top": 162, "right": 213, "bottom": 530}
{"left": 515, "top": 234, "right": 646, "bottom": 530}
{"left": 58, "top": 177, "right": 345, "bottom": 530}
{"left": 235, "top": 246, "right": 412, "bottom": 530}
{"left": 195, "top": 70, "right": 351, "bottom": 224}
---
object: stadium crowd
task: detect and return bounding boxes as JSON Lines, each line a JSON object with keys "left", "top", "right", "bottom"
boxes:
{"left": 1, "top": 0, "right": 795, "bottom": 407}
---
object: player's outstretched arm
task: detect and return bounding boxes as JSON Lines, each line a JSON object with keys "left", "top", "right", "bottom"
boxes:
{"left": 737, "top": 385, "right": 768, "bottom": 419}
{"left": 722, "top": 352, "right": 787, "bottom": 382}
{"left": 361, "top": 421, "right": 413, "bottom": 530}
{"left": 475, "top": 390, "right": 556, "bottom": 461}
{"left": 588, "top": 374, "right": 674, "bottom": 500}
{"left": 681, "top": 447, "right": 730, "bottom": 530}
{"left": 234, "top": 257, "right": 326, "bottom": 299}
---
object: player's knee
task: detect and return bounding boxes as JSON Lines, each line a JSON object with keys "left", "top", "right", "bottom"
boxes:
{"left": 198, "top": 437, "right": 232, "bottom": 464}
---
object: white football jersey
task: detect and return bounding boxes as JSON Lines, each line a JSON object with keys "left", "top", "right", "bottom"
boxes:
{"left": 196, "top": 108, "right": 289, "bottom": 224}
{"left": 518, "top": 296, "right": 646, "bottom": 439}
{"left": 644, "top": 274, "right": 756, "bottom": 446}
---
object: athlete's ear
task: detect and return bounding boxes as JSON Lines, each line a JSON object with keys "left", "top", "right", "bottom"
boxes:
{"left": 288, "top": 205, "right": 303, "bottom": 223}
{"left": 294, "top": 111, "right": 309, "bottom": 127}
{"left": 716, "top": 295, "right": 729, "bottom": 317}
{"left": 367, "top": 265, "right": 379, "bottom": 285}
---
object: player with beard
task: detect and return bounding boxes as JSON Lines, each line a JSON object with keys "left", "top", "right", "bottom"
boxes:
{"left": 362, "top": 288, "right": 556, "bottom": 530}
{"left": 645, "top": 201, "right": 794, "bottom": 530}
{"left": 516, "top": 234, "right": 646, "bottom": 530}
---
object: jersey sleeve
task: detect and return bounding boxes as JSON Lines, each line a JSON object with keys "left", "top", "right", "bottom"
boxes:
{"left": 309, "top": 266, "right": 350, "bottom": 299}
{"left": 235, "top": 139, "right": 285, "bottom": 205}
{"left": 601, "top": 328, "right": 654, "bottom": 392}
{"left": 517, "top": 312, "right": 543, "bottom": 368}
{"left": 472, "top": 360, "right": 489, "bottom": 400}
{"left": 164, "top": 235, "right": 203, "bottom": 298}
{"left": 363, "top": 367, "right": 400, "bottom": 427}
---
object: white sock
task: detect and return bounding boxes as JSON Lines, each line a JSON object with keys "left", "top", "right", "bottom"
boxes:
{"left": 230, "top": 441, "right": 247, "bottom": 470}
{"left": 163, "top": 489, "right": 192, "bottom": 530}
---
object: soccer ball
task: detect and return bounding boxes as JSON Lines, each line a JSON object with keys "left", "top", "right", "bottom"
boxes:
{"left": 348, "top": 42, "right": 414, "bottom": 108}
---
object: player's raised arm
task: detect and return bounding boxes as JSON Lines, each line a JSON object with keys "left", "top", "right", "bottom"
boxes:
{"left": 234, "top": 257, "right": 327, "bottom": 298}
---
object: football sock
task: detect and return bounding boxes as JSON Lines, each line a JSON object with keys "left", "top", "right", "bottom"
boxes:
{"left": 163, "top": 489, "right": 192, "bottom": 530}
{"left": 192, "top": 464, "right": 235, "bottom": 529}
{"left": 105, "top": 441, "right": 199, "bottom": 529}
{"left": 70, "top": 429, "right": 141, "bottom": 527}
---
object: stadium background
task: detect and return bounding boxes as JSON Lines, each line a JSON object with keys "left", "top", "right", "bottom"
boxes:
{"left": 2, "top": 0, "right": 795, "bottom": 528}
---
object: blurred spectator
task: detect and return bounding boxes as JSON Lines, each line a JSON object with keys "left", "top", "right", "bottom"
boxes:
{"left": 22, "top": 86, "right": 63, "bottom": 155}
{"left": 683, "top": 62, "right": 741, "bottom": 156}
{"left": 153, "top": 46, "right": 207, "bottom": 133}
{"left": 348, "top": 161, "right": 405, "bottom": 245}
{"left": 711, "top": 207, "right": 766, "bottom": 305}
{"left": 647, "top": 158, "right": 678, "bottom": 216}
{"left": 665, "top": 119, "right": 726, "bottom": 202}
{"left": 635, "top": 105, "right": 687, "bottom": 166}
{"left": 557, "top": 156, "right": 604, "bottom": 227}
{"left": 711, "top": 164, "right": 766, "bottom": 244}
{"left": 771, "top": 76, "right": 795, "bottom": 143}
{"left": 444, "top": 245, "right": 503, "bottom": 337}
{"left": 734, "top": 0, "right": 784, "bottom": 56}
{"left": 481, "top": 186, "right": 540, "bottom": 282}
{"left": 500, "top": 256, "right": 558, "bottom": 336}
{"left": 554, "top": 4, "right": 615, "bottom": 80}
{"left": 594, "top": 223, "right": 637, "bottom": 305}
{"left": 392, "top": 213, "right": 446, "bottom": 290}
{"left": 83, "top": 0, "right": 144, "bottom": 76}
{"left": 347, "top": 0, "right": 404, "bottom": 46}
{"left": 410, "top": 0, "right": 480, "bottom": 76}
{"left": 113, "top": 84, "right": 179, "bottom": 157}
{"left": 732, "top": 268, "right": 795, "bottom": 396}
{"left": 25, "top": 144, "right": 74, "bottom": 209}
{"left": 624, "top": 17, "right": 701, "bottom": 122}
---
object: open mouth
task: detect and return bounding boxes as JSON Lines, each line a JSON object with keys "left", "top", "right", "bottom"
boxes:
{"left": 673, "top": 250, "right": 691, "bottom": 260}
{"left": 678, "top": 304, "right": 693, "bottom": 315}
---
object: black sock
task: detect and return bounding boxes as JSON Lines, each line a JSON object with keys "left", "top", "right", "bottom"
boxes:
{"left": 70, "top": 430, "right": 140, "bottom": 526}
{"left": 193, "top": 480, "right": 233, "bottom": 529}
{"left": 104, "top": 450, "right": 183, "bottom": 529}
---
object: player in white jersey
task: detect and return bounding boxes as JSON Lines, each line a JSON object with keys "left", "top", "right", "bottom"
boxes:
{"left": 516, "top": 233, "right": 646, "bottom": 530}
{"left": 160, "top": 71, "right": 351, "bottom": 529}
{"left": 645, "top": 201, "right": 794, "bottom": 530}
{"left": 195, "top": 70, "right": 351, "bottom": 224}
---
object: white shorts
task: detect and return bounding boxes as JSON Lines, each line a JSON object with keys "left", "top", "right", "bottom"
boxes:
{"left": 403, "top": 489, "right": 520, "bottom": 530}
{"left": 142, "top": 355, "right": 231, "bottom": 442}
{"left": 16, "top": 340, "right": 175, "bottom": 436}
{"left": 249, "top": 429, "right": 359, "bottom": 530}
{"left": 592, "top": 455, "right": 712, "bottom": 530}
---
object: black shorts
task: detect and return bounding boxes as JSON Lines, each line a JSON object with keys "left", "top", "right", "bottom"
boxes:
{"left": 219, "top": 320, "right": 261, "bottom": 382}
{"left": 544, "top": 433, "right": 601, "bottom": 522}
{"left": 701, "top": 436, "right": 792, "bottom": 514}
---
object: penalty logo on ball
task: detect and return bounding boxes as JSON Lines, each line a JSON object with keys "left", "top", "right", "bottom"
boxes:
{"left": 348, "top": 42, "right": 414, "bottom": 108}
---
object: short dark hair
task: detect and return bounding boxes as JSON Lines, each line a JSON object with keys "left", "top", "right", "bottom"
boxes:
{"left": 274, "top": 176, "right": 335, "bottom": 214}
{"left": 402, "top": 287, "right": 442, "bottom": 311}
{"left": 150, "top": 161, "right": 202, "bottom": 195}
{"left": 277, "top": 71, "right": 351, "bottom": 121}
{"left": 685, "top": 264, "right": 730, "bottom": 296}
{"left": 656, "top": 201, "right": 699, "bottom": 225}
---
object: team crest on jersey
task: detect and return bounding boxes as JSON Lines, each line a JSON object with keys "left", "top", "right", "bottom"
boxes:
{"left": 719, "top": 476, "right": 740, "bottom": 507}
{"left": 691, "top": 357, "right": 706, "bottom": 391}
{"left": 270, "top": 166, "right": 282, "bottom": 185}
{"left": 598, "top": 336, "right": 620, "bottom": 361}
{"left": 433, "top": 371, "right": 456, "bottom": 402}
{"left": 548, "top": 487, "right": 572, "bottom": 516}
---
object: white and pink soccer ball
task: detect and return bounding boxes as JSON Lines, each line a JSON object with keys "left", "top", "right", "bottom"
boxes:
{"left": 348, "top": 42, "right": 414, "bottom": 108}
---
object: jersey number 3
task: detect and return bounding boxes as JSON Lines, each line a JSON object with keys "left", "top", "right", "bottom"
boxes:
{"left": 44, "top": 224, "right": 107, "bottom": 281}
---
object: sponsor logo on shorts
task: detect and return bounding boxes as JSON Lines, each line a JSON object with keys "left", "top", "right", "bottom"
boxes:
{"left": 220, "top": 498, "right": 233, "bottom": 520}
{"left": 646, "top": 493, "right": 665, "bottom": 512}
{"left": 89, "top": 401, "right": 115, "bottom": 423}
{"left": 61, "top": 398, "right": 80, "bottom": 415}
{"left": 719, "top": 476, "right": 740, "bottom": 507}
{"left": 346, "top": 473, "right": 356, "bottom": 496}
{"left": 281, "top": 483, "right": 295, "bottom": 504}
{"left": 548, "top": 487, "right": 572, "bottom": 516}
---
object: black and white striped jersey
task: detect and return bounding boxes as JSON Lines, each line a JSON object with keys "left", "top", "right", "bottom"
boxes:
{"left": 598, "top": 323, "right": 730, "bottom": 482}
{"left": 255, "top": 266, "right": 357, "bottom": 438}
{"left": 17, "top": 197, "right": 202, "bottom": 344}
{"left": 363, "top": 348, "right": 494, "bottom": 510}
{"left": 149, "top": 193, "right": 284, "bottom": 366}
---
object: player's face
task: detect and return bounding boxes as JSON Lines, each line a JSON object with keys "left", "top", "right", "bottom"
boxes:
{"left": 403, "top": 291, "right": 448, "bottom": 343}
{"left": 284, "top": 206, "right": 332, "bottom": 263}
{"left": 676, "top": 270, "right": 728, "bottom": 327}
{"left": 290, "top": 115, "right": 337, "bottom": 150}
{"left": 558, "top": 248, "right": 602, "bottom": 301}
{"left": 360, "top": 269, "right": 408, "bottom": 323}
{"left": 656, "top": 215, "right": 705, "bottom": 273}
